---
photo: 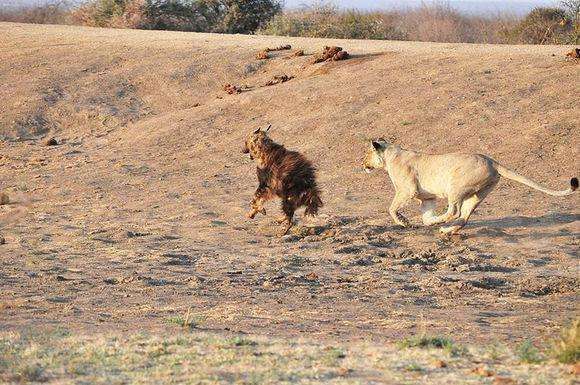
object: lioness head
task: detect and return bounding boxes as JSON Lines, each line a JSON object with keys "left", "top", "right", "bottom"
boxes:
{"left": 363, "top": 139, "right": 388, "bottom": 173}
{"left": 242, "top": 125, "right": 271, "bottom": 160}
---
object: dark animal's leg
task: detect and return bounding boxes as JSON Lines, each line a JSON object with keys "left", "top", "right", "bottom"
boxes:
{"left": 247, "top": 187, "right": 273, "bottom": 219}
{"left": 280, "top": 199, "right": 296, "bottom": 235}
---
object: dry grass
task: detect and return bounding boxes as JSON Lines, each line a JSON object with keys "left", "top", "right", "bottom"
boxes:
{"left": 0, "top": 328, "right": 575, "bottom": 384}
{"left": 551, "top": 319, "right": 580, "bottom": 364}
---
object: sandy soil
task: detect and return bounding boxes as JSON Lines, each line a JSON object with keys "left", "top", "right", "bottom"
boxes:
{"left": 0, "top": 23, "right": 578, "bottom": 352}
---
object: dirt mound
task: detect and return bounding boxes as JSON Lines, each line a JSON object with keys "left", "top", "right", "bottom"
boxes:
{"left": 311, "top": 46, "right": 350, "bottom": 64}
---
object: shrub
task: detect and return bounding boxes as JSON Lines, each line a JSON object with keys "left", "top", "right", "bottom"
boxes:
{"left": 259, "top": 4, "right": 404, "bottom": 40}
{"left": 71, "top": 0, "right": 147, "bottom": 28}
{"left": 0, "top": 0, "right": 71, "bottom": 24}
{"left": 259, "top": 3, "right": 518, "bottom": 44}
{"left": 512, "top": 7, "right": 569, "bottom": 44}
{"left": 560, "top": 0, "right": 580, "bottom": 43}
{"left": 144, "top": 0, "right": 281, "bottom": 33}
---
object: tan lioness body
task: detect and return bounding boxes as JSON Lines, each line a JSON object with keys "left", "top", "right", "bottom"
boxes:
{"left": 363, "top": 139, "right": 578, "bottom": 234}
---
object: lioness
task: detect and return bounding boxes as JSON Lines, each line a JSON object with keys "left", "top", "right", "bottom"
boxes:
{"left": 363, "top": 139, "right": 578, "bottom": 234}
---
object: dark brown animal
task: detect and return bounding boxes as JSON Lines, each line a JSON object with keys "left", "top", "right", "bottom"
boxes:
{"left": 242, "top": 125, "right": 323, "bottom": 235}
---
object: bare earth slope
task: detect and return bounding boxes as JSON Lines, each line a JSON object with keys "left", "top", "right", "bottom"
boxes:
{"left": 0, "top": 22, "right": 578, "bottom": 356}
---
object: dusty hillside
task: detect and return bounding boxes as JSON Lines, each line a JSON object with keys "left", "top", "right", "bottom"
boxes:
{"left": 0, "top": 21, "right": 578, "bottom": 357}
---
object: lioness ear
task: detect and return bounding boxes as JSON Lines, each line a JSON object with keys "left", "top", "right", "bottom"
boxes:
{"left": 264, "top": 124, "right": 272, "bottom": 132}
{"left": 372, "top": 141, "right": 383, "bottom": 151}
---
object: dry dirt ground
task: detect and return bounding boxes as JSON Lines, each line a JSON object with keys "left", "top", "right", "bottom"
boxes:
{"left": 0, "top": 23, "right": 579, "bottom": 383}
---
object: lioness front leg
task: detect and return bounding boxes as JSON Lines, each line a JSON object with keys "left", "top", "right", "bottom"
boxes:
{"left": 247, "top": 187, "right": 273, "bottom": 219}
{"left": 389, "top": 193, "right": 411, "bottom": 227}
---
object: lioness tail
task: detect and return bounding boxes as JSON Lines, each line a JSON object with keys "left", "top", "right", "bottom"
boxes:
{"left": 494, "top": 162, "right": 577, "bottom": 197}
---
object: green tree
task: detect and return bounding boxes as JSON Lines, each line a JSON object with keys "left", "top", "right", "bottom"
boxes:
{"left": 144, "top": 0, "right": 281, "bottom": 33}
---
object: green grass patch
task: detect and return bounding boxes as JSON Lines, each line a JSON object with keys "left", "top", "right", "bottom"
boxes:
{"left": 405, "top": 362, "right": 424, "bottom": 372}
{"left": 516, "top": 339, "right": 543, "bottom": 364}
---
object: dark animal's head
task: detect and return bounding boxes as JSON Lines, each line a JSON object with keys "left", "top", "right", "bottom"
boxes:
{"left": 363, "top": 138, "right": 389, "bottom": 173}
{"left": 242, "top": 125, "right": 272, "bottom": 160}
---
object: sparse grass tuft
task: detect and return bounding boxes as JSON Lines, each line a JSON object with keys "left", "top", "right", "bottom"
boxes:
{"left": 323, "top": 347, "right": 346, "bottom": 366}
{"left": 550, "top": 319, "right": 580, "bottom": 364}
{"left": 398, "top": 334, "right": 464, "bottom": 357}
{"left": 224, "top": 336, "right": 257, "bottom": 347}
{"left": 16, "top": 363, "right": 47, "bottom": 383}
{"left": 405, "top": 362, "right": 424, "bottom": 372}
{"left": 166, "top": 308, "right": 203, "bottom": 330}
{"left": 516, "top": 339, "right": 543, "bottom": 364}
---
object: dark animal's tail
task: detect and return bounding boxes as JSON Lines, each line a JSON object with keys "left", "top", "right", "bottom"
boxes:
{"left": 304, "top": 187, "right": 323, "bottom": 216}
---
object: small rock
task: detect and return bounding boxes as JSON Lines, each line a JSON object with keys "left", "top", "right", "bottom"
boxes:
{"left": 0, "top": 192, "right": 9, "bottom": 205}
{"left": 337, "top": 367, "right": 352, "bottom": 376}
{"left": 45, "top": 138, "right": 58, "bottom": 146}
{"left": 433, "top": 360, "right": 447, "bottom": 368}
{"left": 104, "top": 277, "right": 119, "bottom": 285}
{"left": 305, "top": 272, "right": 318, "bottom": 281}
{"left": 223, "top": 84, "right": 242, "bottom": 95}
{"left": 471, "top": 366, "right": 494, "bottom": 377}
{"left": 256, "top": 50, "right": 270, "bottom": 60}
{"left": 493, "top": 376, "right": 516, "bottom": 385}
{"left": 127, "top": 231, "right": 149, "bottom": 238}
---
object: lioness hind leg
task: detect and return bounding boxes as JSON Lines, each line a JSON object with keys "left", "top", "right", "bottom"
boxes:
{"left": 440, "top": 196, "right": 478, "bottom": 234}
{"left": 429, "top": 199, "right": 461, "bottom": 225}
{"left": 440, "top": 181, "right": 497, "bottom": 234}
{"left": 419, "top": 199, "right": 437, "bottom": 226}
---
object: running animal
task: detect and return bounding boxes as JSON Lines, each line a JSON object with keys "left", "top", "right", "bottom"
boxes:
{"left": 242, "top": 125, "right": 323, "bottom": 235}
{"left": 363, "top": 138, "right": 578, "bottom": 234}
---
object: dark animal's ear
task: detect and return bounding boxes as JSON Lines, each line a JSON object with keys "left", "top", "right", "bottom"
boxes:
{"left": 264, "top": 124, "right": 272, "bottom": 132}
{"left": 253, "top": 127, "right": 261, "bottom": 134}
{"left": 372, "top": 141, "right": 383, "bottom": 151}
